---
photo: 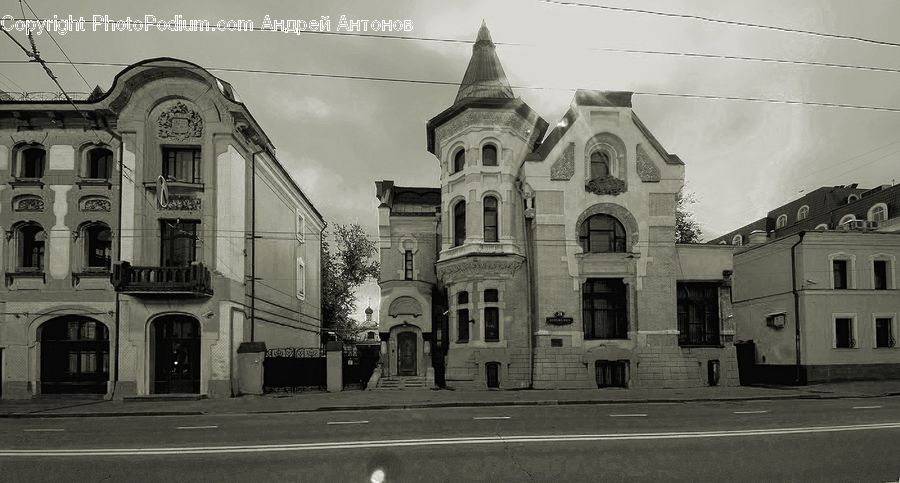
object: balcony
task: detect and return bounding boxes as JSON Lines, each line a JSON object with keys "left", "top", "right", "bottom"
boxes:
{"left": 111, "top": 262, "right": 213, "bottom": 296}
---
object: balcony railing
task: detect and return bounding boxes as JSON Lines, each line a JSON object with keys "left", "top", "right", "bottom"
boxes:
{"left": 111, "top": 262, "right": 213, "bottom": 296}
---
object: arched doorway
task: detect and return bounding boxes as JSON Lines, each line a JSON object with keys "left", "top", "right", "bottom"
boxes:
{"left": 151, "top": 315, "right": 201, "bottom": 394}
{"left": 39, "top": 317, "right": 109, "bottom": 394}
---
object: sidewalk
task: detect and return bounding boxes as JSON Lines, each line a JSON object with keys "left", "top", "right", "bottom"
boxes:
{"left": 2, "top": 380, "right": 898, "bottom": 418}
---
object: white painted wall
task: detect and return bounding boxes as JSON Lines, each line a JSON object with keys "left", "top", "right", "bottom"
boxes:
{"left": 215, "top": 145, "right": 246, "bottom": 282}
{"left": 49, "top": 185, "right": 71, "bottom": 280}
{"left": 49, "top": 145, "right": 74, "bottom": 171}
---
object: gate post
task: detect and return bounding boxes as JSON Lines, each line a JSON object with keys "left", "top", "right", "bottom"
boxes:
{"left": 237, "top": 342, "right": 266, "bottom": 395}
{"left": 326, "top": 341, "right": 343, "bottom": 392}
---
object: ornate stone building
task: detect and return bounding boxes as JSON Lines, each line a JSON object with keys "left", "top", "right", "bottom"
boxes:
{"left": 0, "top": 58, "right": 324, "bottom": 399}
{"left": 375, "top": 24, "right": 737, "bottom": 390}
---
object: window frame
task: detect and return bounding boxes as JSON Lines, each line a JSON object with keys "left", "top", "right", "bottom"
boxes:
{"left": 15, "top": 144, "right": 46, "bottom": 179}
{"left": 828, "top": 253, "right": 856, "bottom": 290}
{"left": 868, "top": 203, "right": 888, "bottom": 223}
{"left": 84, "top": 147, "right": 113, "bottom": 180}
{"left": 676, "top": 282, "right": 722, "bottom": 346}
{"left": 159, "top": 219, "right": 199, "bottom": 267}
{"left": 873, "top": 314, "right": 896, "bottom": 349}
{"left": 452, "top": 200, "right": 466, "bottom": 247}
{"left": 578, "top": 214, "right": 626, "bottom": 254}
{"left": 481, "top": 143, "right": 498, "bottom": 167}
{"left": 838, "top": 214, "right": 856, "bottom": 226}
{"left": 161, "top": 146, "right": 201, "bottom": 184}
{"left": 14, "top": 222, "right": 46, "bottom": 271}
{"left": 296, "top": 257, "right": 306, "bottom": 300}
{"left": 404, "top": 249, "right": 413, "bottom": 280}
{"left": 83, "top": 222, "right": 113, "bottom": 272}
{"left": 456, "top": 291, "right": 470, "bottom": 342}
{"left": 295, "top": 208, "right": 306, "bottom": 243}
{"left": 776, "top": 214, "right": 788, "bottom": 229}
{"left": 797, "top": 205, "right": 810, "bottom": 221}
{"left": 484, "top": 307, "right": 500, "bottom": 342}
{"left": 832, "top": 314, "right": 857, "bottom": 349}
{"left": 483, "top": 195, "right": 499, "bottom": 243}
{"left": 452, "top": 148, "right": 466, "bottom": 174}
{"left": 732, "top": 234, "right": 742, "bottom": 246}
{"left": 582, "top": 278, "right": 628, "bottom": 340}
{"left": 589, "top": 150, "right": 611, "bottom": 180}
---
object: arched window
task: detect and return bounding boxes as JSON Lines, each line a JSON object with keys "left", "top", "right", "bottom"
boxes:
{"left": 776, "top": 214, "right": 788, "bottom": 229}
{"left": 838, "top": 214, "right": 856, "bottom": 226}
{"left": 453, "top": 148, "right": 466, "bottom": 174}
{"left": 15, "top": 222, "right": 46, "bottom": 270}
{"left": 483, "top": 196, "right": 499, "bottom": 243}
{"left": 868, "top": 203, "right": 888, "bottom": 223}
{"left": 589, "top": 151, "right": 610, "bottom": 180}
{"left": 847, "top": 194, "right": 859, "bottom": 203}
{"left": 85, "top": 148, "right": 113, "bottom": 179}
{"left": 482, "top": 144, "right": 498, "bottom": 166}
{"left": 797, "top": 205, "right": 809, "bottom": 221}
{"left": 578, "top": 214, "right": 626, "bottom": 253}
{"left": 84, "top": 223, "right": 112, "bottom": 270}
{"left": 453, "top": 201, "right": 466, "bottom": 247}
{"left": 16, "top": 145, "right": 46, "bottom": 179}
{"left": 815, "top": 223, "right": 829, "bottom": 230}
{"left": 732, "top": 234, "right": 743, "bottom": 246}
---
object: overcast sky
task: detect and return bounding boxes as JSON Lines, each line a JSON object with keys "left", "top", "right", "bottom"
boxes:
{"left": 3, "top": 0, "right": 900, "bottom": 319}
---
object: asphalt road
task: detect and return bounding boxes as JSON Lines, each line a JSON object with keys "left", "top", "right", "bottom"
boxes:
{"left": 1, "top": 397, "right": 898, "bottom": 482}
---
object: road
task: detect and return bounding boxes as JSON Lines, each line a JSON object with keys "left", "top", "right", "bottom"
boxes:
{"left": 0, "top": 397, "right": 898, "bottom": 482}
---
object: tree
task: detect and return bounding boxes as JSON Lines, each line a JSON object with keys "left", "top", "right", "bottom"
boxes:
{"left": 321, "top": 223, "right": 380, "bottom": 343}
{"left": 675, "top": 189, "right": 702, "bottom": 244}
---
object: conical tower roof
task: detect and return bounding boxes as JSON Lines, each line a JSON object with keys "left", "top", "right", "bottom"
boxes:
{"left": 454, "top": 22, "right": 514, "bottom": 103}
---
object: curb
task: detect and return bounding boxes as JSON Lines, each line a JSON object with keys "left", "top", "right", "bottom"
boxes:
{"left": 0, "top": 411, "right": 204, "bottom": 419}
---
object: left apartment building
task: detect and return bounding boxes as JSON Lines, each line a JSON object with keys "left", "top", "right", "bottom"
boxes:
{"left": 0, "top": 58, "right": 324, "bottom": 399}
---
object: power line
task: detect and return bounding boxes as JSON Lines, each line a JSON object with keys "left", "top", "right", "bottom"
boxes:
{"left": 540, "top": 0, "right": 900, "bottom": 49}
{"left": 19, "top": 0, "right": 92, "bottom": 90}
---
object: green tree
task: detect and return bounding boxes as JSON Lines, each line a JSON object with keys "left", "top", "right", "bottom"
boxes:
{"left": 675, "top": 189, "right": 702, "bottom": 244}
{"left": 321, "top": 223, "right": 380, "bottom": 343}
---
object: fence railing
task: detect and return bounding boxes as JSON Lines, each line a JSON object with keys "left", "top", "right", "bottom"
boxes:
{"left": 111, "top": 262, "right": 213, "bottom": 296}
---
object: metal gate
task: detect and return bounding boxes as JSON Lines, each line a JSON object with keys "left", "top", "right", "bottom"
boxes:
{"left": 263, "top": 347, "right": 326, "bottom": 392}
{"left": 342, "top": 345, "right": 380, "bottom": 390}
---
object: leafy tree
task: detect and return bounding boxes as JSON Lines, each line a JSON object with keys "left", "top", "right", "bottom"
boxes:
{"left": 321, "top": 223, "right": 380, "bottom": 343}
{"left": 675, "top": 189, "right": 702, "bottom": 244}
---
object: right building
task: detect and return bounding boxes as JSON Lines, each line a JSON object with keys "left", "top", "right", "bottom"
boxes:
{"left": 710, "top": 183, "right": 900, "bottom": 384}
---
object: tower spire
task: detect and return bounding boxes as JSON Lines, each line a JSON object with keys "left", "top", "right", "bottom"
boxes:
{"left": 455, "top": 22, "right": 514, "bottom": 103}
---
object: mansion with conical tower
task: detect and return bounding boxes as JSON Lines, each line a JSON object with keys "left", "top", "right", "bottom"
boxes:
{"left": 375, "top": 23, "right": 737, "bottom": 390}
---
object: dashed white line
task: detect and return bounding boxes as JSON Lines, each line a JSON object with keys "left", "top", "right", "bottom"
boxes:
{"left": 326, "top": 420, "right": 369, "bottom": 425}
{"left": 473, "top": 416, "right": 511, "bottom": 420}
{"left": 734, "top": 410, "right": 769, "bottom": 414}
{"left": 23, "top": 429, "right": 64, "bottom": 432}
{"left": 609, "top": 414, "right": 647, "bottom": 417}
{"left": 852, "top": 405, "right": 883, "bottom": 410}
{"left": 176, "top": 425, "right": 218, "bottom": 430}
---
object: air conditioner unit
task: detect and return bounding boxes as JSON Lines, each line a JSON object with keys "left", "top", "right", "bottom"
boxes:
{"left": 848, "top": 220, "right": 866, "bottom": 230}
{"left": 766, "top": 313, "right": 786, "bottom": 329}
{"left": 866, "top": 221, "right": 880, "bottom": 230}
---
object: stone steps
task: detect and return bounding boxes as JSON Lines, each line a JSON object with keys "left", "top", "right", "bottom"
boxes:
{"left": 375, "top": 377, "right": 429, "bottom": 391}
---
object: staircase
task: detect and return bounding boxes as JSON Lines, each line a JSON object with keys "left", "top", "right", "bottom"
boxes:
{"left": 374, "top": 376, "right": 429, "bottom": 390}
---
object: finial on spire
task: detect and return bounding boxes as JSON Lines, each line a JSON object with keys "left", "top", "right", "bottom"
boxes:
{"left": 454, "top": 21, "right": 514, "bottom": 103}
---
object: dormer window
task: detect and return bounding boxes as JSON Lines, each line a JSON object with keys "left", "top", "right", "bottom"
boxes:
{"left": 482, "top": 144, "right": 498, "bottom": 167}
{"left": 453, "top": 148, "right": 466, "bottom": 174}
{"left": 776, "top": 214, "right": 787, "bottom": 229}
{"left": 16, "top": 145, "right": 46, "bottom": 179}
{"left": 732, "top": 234, "right": 743, "bottom": 246}
{"left": 868, "top": 203, "right": 888, "bottom": 223}
{"left": 590, "top": 151, "right": 610, "bottom": 180}
{"left": 797, "top": 205, "right": 809, "bottom": 221}
{"left": 847, "top": 194, "right": 859, "bottom": 203}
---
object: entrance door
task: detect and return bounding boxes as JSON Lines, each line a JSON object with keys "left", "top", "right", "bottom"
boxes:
{"left": 40, "top": 317, "right": 109, "bottom": 395}
{"left": 397, "top": 332, "right": 417, "bottom": 376}
{"left": 153, "top": 315, "right": 201, "bottom": 394}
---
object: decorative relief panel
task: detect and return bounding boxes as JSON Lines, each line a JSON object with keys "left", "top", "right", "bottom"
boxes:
{"left": 436, "top": 110, "right": 530, "bottom": 146}
{"left": 636, "top": 144, "right": 661, "bottom": 182}
{"left": 80, "top": 196, "right": 111, "bottom": 212}
{"left": 585, "top": 176, "right": 627, "bottom": 196}
{"left": 388, "top": 296, "right": 423, "bottom": 318}
{"left": 161, "top": 195, "right": 201, "bottom": 211}
{"left": 550, "top": 143, "right": 575, "bottom": 180}
{"left": 157, "top": 101, "right": 203, "bottom": 141}
{"left": 13, "top": 196, "right": 44, "bottom": 212}
{"left": 436, "top": 256, "right": 524, "bottom": 283}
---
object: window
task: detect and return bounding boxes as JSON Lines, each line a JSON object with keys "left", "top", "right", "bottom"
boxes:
{"left": 589, "top": 151, "right": 610, "bottom": 180}
{"left": 295, "top": 209, "right": 305, "bottom": 243}
{"left": 160, "top": 220, "right": 198, "bottom": 267}
{"left": 404, "top": 250, "right": 413, "bottom": 280}
{"left": 835, "top": 317, "right": 854, "bottom": 348}
{"left": 484, "top": 307, "right": 500, "bottom": 341}
{"left": 457, "top": 291, "right": 469, "bottom": 342}
{"left": 483, "top": 196, "right": 499, "bottom": 243}
{"left": 84, "top": 223, "right": 112, "bottom": 271}
{"left": 582, "top": 279, "right": 628, "bottom": 339}
{"left": 482, "top": 144, "right": 498, "bottom": 166}
{"left": 453, "top": 148, "right": 465, "bottom": 173}
{"left": 677, "top": 283, "right": 721, "bottom": 346}
{"left": 797, "top": 205, "right": 809, "bottom": 221}
{"left": 874, "top": 260, "right": 888, "bottom": 290}
{"left": 875, "top": 318, "right": 895, "bottom": 348}
{"left": 16, "top": 223, "right": 46, "bottom": 270}
{"left": 847, "top": 194, "right": 859, "bottom": 203}
{"left": 833, "top": 260, "right": 848, "bottom": 289}
{"left": 485, "top": 361, "right": 500, "bottom": 388}
{"left": 578, "top": 214, "right": 626, "bottom": 253}
{"left": 484, "top": 289, "right": 498, "bottom": 303}
{"left": 453, "top": 201, "right": 466, "bottom": 247}
{"left": 868, "top": 203, "right": 888, "bottom": 223}
{"left": 732, "top": 234, "right": 742, "bottom": 246}
{"left": 838, "top": 214, "right": 856, "bottom": 226}
{"left": 85, "top": 148, "right": 113, "bottom": 179}
{"left": 776, "top": 214, "right": 788, "bottom": 229}
{"left": 595, "top": 360, "right": 628, "bottom": 388}
{"left": 815, "top": 223, "right": 829, "bottom": 230}
{"left": 162, "top": 147, "right": 201, "bottom": 183}
{"left": 296, "top": 257, "right": 305, "bottom": 299}
{"left": 17, "top": 146, "right": 46, "bottom": 179}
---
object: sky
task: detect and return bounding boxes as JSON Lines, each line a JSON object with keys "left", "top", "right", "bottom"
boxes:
{"left": 3, "top": 0, "right": 900, "bottom": 320}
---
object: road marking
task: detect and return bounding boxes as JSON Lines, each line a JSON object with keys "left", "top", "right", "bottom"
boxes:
{"left": 734, "top": 410, "right": 769, "bottom": 414}
{"left": 326, "top": 420, "right": 369, "bottom": 425}
{"left": 609, "top": 413, "right": 647, "bottom": 417}
{"left": 176, "top": 425, "right": 218, "bottom": 430}
{"left": 852, "top": 405, "right": 883, "bottom": 410}
{"left": 473, "top": 416, "right": 511, "bottom": 420}
{"left": 3, "top": 422, "right": 900, "bottom": 457}
{"left": 23, "top": 429, "right": 64, "bottom": 432}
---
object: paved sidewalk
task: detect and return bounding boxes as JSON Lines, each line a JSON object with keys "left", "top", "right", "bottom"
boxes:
{"left": 1, "top": 380, "right": 898, "bottom": 418}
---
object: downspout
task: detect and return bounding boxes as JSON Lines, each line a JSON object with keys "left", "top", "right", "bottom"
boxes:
{"left": 525, "top": 212, "right": 536, "bottom": 389}
{"left": 248, "top": 148, "right": 266, "bottom": 342}
{"left": 790, "top": 231, "right": 805, "bottom": 385}
{"left": 100, "top": 122, "right": 123, "bottom": 399}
